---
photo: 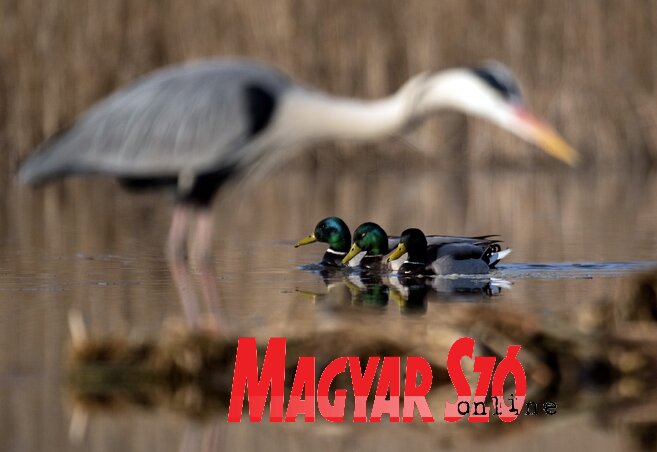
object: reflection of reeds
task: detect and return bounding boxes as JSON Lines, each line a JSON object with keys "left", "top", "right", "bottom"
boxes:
{"left": 3, "top": 1, "right": 657, "bottom": 170}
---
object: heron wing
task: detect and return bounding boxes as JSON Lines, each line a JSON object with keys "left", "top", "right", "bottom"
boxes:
{"left": 19, "top": 59, "right": 291, "bottom": 183}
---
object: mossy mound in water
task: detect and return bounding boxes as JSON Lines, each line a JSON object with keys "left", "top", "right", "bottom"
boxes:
{"left": 68, "top": 326, "right": 452, "bottom": 419}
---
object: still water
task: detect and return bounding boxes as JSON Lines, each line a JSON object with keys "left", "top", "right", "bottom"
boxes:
{"left": 0, "top": 166, "right": 656, "bottom": 451}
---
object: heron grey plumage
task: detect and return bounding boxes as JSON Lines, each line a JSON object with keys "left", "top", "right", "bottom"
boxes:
{"left": 20, "top": 60, "right": 291, "bottom": 194}
{"left": 18, "top": 57, "right": 577, "bottom": 330}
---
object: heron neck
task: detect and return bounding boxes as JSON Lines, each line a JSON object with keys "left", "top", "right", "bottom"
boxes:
{"left": 280, "top": 88, "right": 411, "bottom": 143}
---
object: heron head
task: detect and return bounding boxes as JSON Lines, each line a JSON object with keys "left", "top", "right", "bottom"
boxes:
{"left": 412, "top": 62, "right": 579, "bottom": 165}
{"left": 342, "top": 222, "right": 388, "bottom": 264}
{"left": 294, "top": 216, "right": 351, "bottom": 252}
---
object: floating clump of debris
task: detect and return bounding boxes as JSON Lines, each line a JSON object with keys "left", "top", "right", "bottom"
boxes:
{"left": 67, "top": 315, "right": 454, "bottom": 420}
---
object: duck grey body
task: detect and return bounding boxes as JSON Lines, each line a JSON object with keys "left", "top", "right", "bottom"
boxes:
{"left": 431, "top": 244, "right": 492, "bottom": 275}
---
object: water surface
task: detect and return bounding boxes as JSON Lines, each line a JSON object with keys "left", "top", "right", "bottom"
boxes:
{"left": 1, "top": 167, "right": 656, "bottom": 451}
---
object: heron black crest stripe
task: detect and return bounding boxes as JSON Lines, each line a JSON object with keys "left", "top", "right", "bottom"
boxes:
{"left": 470, "top": 65, "right": 522, "bottom": 102}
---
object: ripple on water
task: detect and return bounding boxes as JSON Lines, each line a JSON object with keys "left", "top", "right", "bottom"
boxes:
{"left": 497, "top": 261, "right": 657, "bottom": 279}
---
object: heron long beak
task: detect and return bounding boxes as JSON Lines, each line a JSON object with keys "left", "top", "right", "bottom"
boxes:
{"left": 514, "top": 108, "right": 579, "bottom": 166}
{"left": 294, "top": 234, "right": 317, "bottom": 248}
{"left": 387, "top": 243, "right": 407, "bottom": 262}
{"left": 342, "top": 243, "right": 362, "bottom": 264}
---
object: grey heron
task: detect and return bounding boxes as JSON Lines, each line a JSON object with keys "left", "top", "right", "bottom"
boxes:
{"left": 18, "top": 58, "right": 578, "bottom": 330}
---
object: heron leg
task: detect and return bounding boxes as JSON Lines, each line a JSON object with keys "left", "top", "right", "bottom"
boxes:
{"left": 166, "top": 203, "right": 201, "bottom": 328}
{"left": 200, "top": 420, "right": 221, "bottom": 452}
{"left": 178, "top": 422, "right": 204, "bottom": 452}
{"left": 190, "top": 207, "right": 225, "bottom": 333}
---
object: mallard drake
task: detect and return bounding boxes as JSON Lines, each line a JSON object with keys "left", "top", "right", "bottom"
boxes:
{"left": 342, "top": 223, "right": 396, "bottom": 272}
{"left": 387, "top": 228, "right": 511, "bottom": 276}
{"left": 294, "top": 217, "right": 358, "bottom": 267}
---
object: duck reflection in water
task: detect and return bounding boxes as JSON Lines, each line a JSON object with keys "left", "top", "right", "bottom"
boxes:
{"left": 296, "top": 276, "right": 392, "bottom": 312}
{"left": 297, "top": 265, "right": 509, "bottom": 316}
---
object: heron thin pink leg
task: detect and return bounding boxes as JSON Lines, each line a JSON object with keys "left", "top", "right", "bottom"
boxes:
{"left": 200, "top": 420, "right": 221, "bottom": 452}
{"left": 166, "top": 204, "right": 200, "bottom": 328}
{"left": 191, "top": 208, "right": 225, "bottom": 333}
{"left": 178, "top": 422, "right": 203, "bottom": 452}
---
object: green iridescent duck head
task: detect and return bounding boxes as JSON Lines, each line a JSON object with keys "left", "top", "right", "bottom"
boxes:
{"left": 387, "top": 228, "right": 428, "bottom": 263}
{"left": 342, "top": 222, "right": 389, "bottom": 264}
{"left": 294, "top": 217, "right": 351, "bottom": 253}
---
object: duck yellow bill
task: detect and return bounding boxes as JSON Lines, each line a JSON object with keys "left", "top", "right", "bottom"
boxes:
{"left": 516, "top": 109, "right": 580, "bottom": 166}
{"left": 342, "top": 243, "right": 362, "bottom": 264}
{"left": 294, "top": 234, "right": 317, "bottom": 248}
{"left": 387, "top": 243, "right": 407, "bottom": 262}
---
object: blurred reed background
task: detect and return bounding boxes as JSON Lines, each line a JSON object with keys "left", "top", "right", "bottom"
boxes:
{"left": 2, "top": 0, "right": 657, "bottom": 171}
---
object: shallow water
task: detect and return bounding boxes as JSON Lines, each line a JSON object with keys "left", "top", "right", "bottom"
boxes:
{"left": 1, "top": 167, "right": 656, "bottom": 452}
